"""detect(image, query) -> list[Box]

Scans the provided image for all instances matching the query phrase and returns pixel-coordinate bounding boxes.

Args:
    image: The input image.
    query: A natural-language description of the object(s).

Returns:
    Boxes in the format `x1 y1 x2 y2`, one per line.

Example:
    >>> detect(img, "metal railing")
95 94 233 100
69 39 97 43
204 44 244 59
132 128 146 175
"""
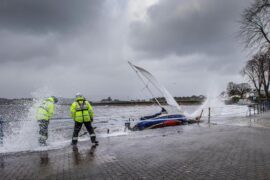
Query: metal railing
205 101 270 124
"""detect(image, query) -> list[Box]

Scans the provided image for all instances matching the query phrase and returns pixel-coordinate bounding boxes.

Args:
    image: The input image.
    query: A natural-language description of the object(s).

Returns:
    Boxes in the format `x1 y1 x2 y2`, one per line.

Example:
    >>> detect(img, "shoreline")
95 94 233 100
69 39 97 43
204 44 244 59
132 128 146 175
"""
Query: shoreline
0 98 205 106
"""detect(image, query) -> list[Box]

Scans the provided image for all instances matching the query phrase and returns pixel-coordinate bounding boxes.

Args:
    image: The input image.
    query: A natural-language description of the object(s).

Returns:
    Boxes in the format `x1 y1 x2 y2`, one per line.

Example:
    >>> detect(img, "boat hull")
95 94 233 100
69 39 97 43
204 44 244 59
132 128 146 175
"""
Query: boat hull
134 114 188 130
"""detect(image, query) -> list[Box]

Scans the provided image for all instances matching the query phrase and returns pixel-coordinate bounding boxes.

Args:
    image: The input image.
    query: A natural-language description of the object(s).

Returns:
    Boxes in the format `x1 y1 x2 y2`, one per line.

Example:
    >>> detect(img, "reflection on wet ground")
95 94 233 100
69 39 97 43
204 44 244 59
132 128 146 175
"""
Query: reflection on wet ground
72 145 97 165
40 151 49 166
0 154 4 169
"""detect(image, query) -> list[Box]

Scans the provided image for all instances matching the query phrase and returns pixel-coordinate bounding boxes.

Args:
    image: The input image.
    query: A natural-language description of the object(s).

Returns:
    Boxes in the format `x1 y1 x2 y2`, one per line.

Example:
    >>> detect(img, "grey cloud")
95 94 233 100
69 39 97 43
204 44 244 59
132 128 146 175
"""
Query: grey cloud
0 0 133 99
0 0 105 34
129 0 251 58
0 31 59 63
0 0 253 99
0 0 122 66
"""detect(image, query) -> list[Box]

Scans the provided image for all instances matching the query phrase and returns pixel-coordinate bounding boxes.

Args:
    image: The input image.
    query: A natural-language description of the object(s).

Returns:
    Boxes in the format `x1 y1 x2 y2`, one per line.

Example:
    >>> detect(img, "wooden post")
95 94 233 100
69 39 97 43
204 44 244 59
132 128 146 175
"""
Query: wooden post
208 107 211 124
0 118 3 145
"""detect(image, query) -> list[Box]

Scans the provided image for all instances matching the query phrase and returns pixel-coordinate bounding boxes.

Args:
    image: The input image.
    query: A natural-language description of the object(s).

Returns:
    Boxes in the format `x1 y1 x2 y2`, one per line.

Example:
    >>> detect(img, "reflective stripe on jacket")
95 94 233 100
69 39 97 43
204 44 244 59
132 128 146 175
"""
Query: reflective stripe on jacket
70 97 94 123
36 97 55 121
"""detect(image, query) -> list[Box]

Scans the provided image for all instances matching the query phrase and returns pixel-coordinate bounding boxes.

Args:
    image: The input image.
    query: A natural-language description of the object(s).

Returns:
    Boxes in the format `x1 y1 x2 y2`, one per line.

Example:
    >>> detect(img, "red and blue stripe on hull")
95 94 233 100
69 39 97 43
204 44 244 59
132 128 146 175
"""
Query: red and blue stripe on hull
135 114 188 130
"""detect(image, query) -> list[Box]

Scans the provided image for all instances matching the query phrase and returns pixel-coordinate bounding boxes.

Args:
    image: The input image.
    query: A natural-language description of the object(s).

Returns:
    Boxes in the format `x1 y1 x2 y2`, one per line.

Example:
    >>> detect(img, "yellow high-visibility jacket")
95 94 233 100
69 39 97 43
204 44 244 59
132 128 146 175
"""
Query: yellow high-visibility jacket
36 97 55 121
70 97 94 123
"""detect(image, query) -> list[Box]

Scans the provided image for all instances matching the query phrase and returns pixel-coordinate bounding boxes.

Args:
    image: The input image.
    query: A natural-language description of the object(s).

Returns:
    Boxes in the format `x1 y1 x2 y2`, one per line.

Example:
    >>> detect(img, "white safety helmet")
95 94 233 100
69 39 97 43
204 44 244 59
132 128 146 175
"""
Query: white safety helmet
75 92 83 98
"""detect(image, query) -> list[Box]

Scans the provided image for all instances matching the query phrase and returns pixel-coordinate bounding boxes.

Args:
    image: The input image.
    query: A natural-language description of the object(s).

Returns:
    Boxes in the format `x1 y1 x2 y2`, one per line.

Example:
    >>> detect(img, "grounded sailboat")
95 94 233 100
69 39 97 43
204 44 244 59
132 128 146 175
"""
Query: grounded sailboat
126 62 202 131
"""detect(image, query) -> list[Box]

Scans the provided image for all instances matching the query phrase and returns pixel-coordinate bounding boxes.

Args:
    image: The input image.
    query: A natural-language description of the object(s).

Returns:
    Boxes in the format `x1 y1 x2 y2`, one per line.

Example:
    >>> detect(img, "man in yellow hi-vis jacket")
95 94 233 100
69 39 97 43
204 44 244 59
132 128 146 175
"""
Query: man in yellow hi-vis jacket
70 93 98 146
36 96 58 146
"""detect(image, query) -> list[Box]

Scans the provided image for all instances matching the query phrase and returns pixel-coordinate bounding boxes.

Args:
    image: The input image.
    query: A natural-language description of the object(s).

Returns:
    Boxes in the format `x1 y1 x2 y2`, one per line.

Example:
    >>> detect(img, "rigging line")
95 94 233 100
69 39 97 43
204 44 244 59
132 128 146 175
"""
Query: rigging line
136 67 165 96
140 81 150 91
128 61 162 108
131 63 162 107
129 61 166 97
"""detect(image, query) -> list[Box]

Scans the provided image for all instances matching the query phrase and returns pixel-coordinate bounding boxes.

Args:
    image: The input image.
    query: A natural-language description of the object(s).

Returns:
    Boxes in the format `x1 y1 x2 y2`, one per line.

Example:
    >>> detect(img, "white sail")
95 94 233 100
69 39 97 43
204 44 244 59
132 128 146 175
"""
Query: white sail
129 62 184 114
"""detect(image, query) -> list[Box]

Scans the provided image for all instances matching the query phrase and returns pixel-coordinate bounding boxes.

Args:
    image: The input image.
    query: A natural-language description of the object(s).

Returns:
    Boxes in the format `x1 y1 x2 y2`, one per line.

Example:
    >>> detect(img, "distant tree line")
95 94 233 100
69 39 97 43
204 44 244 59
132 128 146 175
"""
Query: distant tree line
101 95 206 103
239 0 270 100
151 95 206 103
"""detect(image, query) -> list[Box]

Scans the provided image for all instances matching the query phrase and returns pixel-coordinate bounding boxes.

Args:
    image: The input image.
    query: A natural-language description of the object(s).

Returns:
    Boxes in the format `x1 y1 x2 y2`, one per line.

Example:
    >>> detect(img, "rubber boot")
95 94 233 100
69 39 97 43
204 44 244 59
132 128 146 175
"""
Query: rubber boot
91 136 99 146
39 138 47 146
71 140 77 146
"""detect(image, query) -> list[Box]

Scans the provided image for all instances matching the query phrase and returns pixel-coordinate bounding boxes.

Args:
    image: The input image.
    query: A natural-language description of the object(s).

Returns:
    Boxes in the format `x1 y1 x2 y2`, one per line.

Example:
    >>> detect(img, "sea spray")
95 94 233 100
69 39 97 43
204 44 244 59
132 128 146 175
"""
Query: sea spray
0 87 54 153
186 86 249 119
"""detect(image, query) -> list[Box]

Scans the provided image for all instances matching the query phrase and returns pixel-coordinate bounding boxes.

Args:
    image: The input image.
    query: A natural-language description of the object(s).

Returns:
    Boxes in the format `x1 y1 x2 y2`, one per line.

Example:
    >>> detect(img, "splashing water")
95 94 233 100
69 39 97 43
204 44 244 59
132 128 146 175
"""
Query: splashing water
185 91 249 120
0 87 57 153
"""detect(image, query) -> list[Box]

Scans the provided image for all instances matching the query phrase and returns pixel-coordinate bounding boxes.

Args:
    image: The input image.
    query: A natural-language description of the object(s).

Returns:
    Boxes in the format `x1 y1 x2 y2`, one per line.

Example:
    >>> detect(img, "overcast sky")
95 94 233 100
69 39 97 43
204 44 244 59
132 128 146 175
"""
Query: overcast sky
0 0 253 100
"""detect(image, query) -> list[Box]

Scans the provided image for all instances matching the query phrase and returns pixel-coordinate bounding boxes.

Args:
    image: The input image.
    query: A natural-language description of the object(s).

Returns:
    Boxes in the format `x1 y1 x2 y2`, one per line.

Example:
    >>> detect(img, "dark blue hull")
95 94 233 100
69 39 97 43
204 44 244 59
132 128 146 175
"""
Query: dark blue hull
134 114 188 130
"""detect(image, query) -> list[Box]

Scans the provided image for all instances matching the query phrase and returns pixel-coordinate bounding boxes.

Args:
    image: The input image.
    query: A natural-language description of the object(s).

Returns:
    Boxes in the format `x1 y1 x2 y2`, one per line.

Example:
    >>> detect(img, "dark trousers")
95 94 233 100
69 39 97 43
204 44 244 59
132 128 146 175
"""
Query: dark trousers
72 121 96 145
38 120 49 145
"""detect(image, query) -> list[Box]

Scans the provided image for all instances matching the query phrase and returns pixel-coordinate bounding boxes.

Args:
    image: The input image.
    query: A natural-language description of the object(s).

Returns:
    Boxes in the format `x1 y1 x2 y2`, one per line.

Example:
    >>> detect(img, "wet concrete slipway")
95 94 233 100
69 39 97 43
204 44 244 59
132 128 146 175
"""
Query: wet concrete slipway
1 113 270 180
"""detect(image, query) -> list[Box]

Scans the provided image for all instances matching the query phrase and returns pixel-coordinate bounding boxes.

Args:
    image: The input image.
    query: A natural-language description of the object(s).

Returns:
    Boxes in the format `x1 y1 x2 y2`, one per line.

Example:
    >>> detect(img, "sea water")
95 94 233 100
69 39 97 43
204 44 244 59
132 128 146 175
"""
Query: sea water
0 99 250 153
